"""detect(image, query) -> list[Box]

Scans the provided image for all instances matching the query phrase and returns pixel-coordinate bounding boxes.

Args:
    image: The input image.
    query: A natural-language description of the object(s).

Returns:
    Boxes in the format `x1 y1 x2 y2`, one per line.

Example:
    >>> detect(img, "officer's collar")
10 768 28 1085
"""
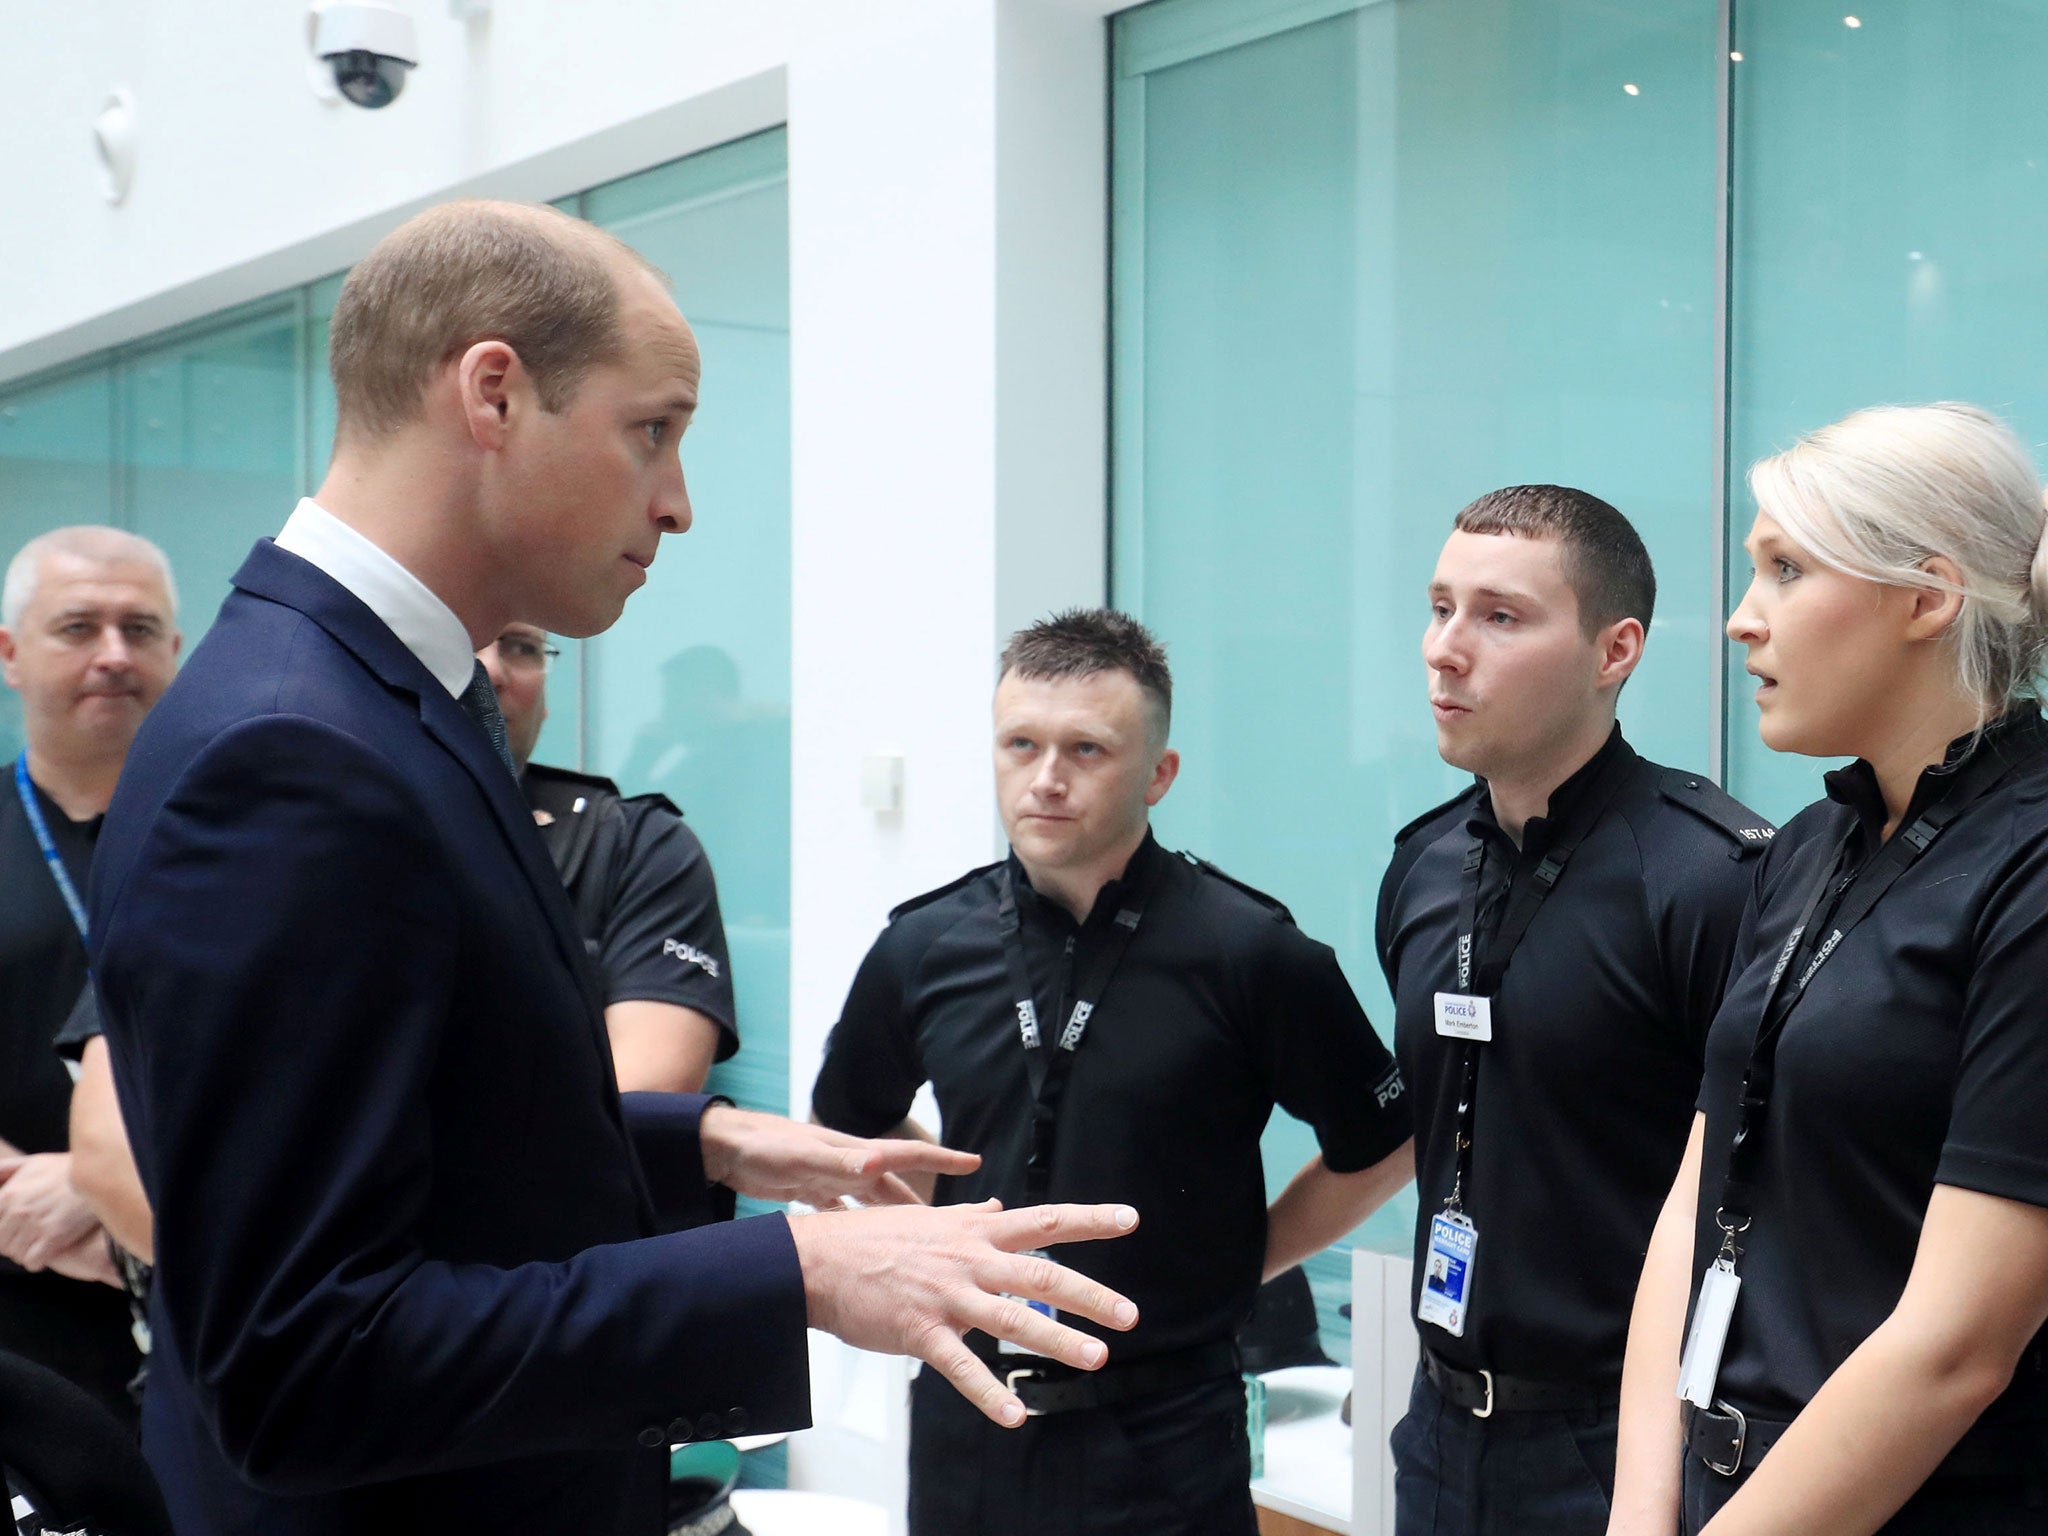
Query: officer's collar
1824 706 2048 837
1471 722 1633 851
1007 827 1164 926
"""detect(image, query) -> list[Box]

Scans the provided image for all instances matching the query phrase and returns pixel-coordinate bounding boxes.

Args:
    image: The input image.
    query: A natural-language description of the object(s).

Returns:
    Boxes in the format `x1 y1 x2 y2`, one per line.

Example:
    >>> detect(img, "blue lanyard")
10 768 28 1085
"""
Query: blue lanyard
14 754 89 940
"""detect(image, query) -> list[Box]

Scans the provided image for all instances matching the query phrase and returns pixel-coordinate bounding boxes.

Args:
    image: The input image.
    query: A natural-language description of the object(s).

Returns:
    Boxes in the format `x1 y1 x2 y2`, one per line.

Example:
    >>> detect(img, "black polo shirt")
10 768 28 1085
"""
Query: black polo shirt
0 764 140 1421
525 763 738 1055
1693 710 2048 1433
0 775 95 1153
811 830 1411 1361
1377 726 1770 1383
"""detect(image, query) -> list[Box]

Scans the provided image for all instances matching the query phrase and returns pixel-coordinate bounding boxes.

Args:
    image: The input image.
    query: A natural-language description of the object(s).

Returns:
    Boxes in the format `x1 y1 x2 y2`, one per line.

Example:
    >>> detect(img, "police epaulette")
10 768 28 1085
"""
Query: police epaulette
621 790 683 819
1653 767 1776 855
1391 782 1484 848
522 760 624 798
887 861 1007 923
1181 854 1294 923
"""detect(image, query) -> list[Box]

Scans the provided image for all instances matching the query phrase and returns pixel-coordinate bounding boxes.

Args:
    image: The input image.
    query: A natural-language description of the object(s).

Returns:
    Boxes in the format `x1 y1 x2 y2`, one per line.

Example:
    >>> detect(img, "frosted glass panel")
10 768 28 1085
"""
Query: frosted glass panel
1724 0 2048 820
584 130 793 1132
122 301 304 642
0 364 119 761
1114 1 1722 1286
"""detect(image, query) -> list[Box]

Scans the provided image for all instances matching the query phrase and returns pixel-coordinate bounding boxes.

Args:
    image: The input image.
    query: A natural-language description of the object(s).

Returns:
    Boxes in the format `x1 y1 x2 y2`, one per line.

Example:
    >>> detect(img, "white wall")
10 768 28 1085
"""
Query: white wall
0 0 1125 1520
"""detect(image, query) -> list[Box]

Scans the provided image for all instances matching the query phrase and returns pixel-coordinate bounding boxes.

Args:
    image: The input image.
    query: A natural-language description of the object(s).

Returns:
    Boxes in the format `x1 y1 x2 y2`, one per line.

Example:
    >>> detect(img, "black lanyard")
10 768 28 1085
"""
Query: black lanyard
995 864 1151 1204
1711 731 2042 1258
1444 747 1636 1212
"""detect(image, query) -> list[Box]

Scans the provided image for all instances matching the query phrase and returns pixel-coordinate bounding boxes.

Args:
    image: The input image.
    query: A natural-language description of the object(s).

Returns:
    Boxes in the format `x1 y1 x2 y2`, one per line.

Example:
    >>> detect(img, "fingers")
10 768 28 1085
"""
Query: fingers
985 1202 1139 1253
856 1140 982 1178
915 1326 1029 1429
956 1290 1111 1371
981 1247 1138 1334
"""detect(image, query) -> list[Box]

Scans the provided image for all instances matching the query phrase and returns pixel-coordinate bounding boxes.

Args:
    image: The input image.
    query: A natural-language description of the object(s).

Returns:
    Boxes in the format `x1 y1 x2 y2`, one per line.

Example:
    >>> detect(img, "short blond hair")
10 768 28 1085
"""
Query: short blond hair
1750 402 2048 711
328 199 665 441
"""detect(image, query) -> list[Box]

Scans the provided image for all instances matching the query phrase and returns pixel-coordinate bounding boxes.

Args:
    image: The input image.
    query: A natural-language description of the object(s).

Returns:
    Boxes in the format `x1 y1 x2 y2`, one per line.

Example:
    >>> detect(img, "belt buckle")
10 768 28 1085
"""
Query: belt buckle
1703 1400 1746 1476
1005 1367 1044 1418
1471 1368 1494 1420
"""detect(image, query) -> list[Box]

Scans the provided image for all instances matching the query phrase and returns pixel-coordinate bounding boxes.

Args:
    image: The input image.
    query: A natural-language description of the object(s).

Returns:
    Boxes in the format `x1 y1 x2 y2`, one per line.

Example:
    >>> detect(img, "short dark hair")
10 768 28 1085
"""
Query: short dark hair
1453 484 1656 635
329 200 666 442
998 609 1173 739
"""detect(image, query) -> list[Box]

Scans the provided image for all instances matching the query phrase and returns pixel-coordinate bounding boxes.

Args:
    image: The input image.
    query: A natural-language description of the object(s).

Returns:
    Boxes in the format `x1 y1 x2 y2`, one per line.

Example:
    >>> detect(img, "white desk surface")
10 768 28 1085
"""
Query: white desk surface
1249 1363 1352 1533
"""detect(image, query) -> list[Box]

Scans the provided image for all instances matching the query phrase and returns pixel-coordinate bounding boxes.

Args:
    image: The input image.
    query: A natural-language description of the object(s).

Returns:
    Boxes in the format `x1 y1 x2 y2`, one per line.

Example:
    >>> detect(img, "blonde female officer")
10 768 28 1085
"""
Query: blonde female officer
1609 402 2048 1536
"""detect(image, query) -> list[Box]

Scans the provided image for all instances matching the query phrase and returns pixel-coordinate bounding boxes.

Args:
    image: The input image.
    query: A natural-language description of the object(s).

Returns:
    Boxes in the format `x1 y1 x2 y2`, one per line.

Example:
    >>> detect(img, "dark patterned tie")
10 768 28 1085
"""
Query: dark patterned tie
458 659 518 779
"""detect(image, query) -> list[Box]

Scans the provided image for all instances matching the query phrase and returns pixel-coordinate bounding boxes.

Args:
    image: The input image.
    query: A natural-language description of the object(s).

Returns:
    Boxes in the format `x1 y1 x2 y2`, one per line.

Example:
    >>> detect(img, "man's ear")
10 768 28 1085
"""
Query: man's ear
1595 615 1646 694
454 339 524 449
1904 555 1967 642
0 626 18 691
1145 746 1181 807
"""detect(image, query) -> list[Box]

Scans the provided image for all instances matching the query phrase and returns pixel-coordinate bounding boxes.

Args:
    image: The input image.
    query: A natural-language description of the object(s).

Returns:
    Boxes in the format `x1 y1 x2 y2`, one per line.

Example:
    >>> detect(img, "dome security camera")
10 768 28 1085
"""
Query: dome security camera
309 3 419 110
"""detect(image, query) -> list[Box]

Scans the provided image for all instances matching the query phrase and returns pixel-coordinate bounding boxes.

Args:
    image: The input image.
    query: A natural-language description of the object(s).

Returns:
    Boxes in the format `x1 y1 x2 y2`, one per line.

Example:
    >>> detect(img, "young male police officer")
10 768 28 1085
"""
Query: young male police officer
1376 487 1771 1534
813 609 1416 1536
0 527 180 1427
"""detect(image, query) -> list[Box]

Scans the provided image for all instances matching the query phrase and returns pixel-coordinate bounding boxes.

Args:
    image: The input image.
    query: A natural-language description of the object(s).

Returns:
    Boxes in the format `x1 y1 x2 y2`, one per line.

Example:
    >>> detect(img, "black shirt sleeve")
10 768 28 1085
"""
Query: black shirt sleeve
596 801 738 1059
1647 830 1766 1060
1249 921 1412 1174
811 925 927 1139
52 983 100 1064
1936 830 2048 1208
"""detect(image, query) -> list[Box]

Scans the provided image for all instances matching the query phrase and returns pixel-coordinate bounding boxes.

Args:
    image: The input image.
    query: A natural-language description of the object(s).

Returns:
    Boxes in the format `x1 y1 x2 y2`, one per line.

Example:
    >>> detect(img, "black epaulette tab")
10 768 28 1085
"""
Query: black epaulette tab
1181 854 1294 924
887 861 1006 923
1653 768 1776 857
621 790 683 819
521 761 624 799
1392 782 1484 848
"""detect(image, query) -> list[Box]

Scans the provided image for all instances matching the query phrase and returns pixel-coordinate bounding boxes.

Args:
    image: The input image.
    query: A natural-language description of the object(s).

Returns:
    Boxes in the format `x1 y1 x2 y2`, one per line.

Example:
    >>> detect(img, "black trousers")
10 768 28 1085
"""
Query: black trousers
908 1364 1257 1536
1391 1364 1616 1536
0 1269 140 1433
1683 1449 2048 1534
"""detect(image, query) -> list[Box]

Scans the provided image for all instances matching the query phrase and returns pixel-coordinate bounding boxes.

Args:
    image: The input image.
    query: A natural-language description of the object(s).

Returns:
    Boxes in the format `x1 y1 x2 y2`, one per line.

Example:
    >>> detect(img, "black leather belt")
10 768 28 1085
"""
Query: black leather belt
986 1339 1242 1417
1687 1400 2047 1483
1422 1347 1609 1417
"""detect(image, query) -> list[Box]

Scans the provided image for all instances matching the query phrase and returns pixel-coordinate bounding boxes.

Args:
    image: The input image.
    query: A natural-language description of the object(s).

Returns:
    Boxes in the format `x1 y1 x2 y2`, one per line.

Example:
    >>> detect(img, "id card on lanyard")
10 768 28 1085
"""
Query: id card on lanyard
1675 729 2041 1407
992 863 1151 1351
1421 749 1634 1337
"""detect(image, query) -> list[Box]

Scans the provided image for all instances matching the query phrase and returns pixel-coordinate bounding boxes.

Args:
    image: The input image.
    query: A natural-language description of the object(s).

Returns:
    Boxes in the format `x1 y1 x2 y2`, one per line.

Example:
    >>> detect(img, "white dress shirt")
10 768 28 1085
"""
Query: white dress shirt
274 498 475 699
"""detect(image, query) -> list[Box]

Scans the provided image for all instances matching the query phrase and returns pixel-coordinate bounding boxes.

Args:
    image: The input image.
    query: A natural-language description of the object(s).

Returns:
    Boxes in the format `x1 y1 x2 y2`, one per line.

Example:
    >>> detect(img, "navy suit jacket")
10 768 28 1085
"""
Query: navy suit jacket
89 542 810 1534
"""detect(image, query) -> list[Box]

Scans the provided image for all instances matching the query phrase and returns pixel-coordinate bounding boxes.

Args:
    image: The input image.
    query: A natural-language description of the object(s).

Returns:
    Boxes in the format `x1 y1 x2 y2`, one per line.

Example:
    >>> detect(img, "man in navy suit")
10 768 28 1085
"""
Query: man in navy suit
87 200 1139 1534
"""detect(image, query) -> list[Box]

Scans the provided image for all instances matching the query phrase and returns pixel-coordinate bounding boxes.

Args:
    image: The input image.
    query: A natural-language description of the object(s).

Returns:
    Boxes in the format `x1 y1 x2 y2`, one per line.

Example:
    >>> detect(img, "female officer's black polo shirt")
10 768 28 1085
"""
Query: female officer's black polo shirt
1692 709 2048 1433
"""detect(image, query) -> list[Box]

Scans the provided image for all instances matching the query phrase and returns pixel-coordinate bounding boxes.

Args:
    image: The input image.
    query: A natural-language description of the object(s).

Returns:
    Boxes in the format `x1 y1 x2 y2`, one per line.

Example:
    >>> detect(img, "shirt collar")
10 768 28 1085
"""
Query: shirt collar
273 498 476 699
1824 706 2048 836
1470 721 1632 850
1007 828 1165 926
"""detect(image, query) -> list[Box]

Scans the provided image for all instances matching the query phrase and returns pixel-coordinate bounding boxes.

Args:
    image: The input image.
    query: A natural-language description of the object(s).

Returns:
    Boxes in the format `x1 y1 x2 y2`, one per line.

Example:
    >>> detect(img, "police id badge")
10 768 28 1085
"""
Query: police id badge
1433 992 1492 1042
1677 1257 1742 1407
996 1248 1059 1356
1416 1211 1478 1336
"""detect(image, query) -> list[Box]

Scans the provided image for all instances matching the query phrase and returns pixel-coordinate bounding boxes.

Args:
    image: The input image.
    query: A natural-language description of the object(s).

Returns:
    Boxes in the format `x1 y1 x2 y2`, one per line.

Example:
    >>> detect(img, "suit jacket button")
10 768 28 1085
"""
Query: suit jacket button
724 1408 749 1437
669 1418 692 1442
638 1426 666 1448
697 1411 723 1442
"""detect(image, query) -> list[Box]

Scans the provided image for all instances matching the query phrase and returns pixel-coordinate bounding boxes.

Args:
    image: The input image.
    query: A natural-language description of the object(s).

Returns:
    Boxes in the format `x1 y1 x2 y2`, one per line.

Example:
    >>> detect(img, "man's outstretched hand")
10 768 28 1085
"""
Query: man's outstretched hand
700 1105 980 1208
790 1198 1141 1428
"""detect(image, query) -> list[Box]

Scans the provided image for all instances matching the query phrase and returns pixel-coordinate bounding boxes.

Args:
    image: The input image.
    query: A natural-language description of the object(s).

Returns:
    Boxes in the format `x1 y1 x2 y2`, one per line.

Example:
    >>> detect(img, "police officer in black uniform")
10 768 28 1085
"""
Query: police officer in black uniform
0 527 181 1429
1378 487 1770 1534
812 609 1415 1536
1613 404 2048 1536
484 622 737 1089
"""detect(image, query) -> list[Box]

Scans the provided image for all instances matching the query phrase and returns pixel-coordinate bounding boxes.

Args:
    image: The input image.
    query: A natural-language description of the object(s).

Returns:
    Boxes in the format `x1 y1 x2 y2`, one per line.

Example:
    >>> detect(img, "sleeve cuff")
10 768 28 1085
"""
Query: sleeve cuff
622 1091 737 1231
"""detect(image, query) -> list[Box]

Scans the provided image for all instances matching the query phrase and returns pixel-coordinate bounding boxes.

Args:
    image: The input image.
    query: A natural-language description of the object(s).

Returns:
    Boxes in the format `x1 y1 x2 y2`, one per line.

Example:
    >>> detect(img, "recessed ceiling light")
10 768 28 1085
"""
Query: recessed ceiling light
1623 82 1640 96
